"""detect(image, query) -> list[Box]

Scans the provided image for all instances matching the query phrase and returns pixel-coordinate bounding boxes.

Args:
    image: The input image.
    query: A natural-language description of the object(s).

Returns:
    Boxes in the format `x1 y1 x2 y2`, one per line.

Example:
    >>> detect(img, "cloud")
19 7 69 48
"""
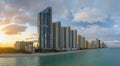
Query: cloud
0 0 120 47
72 24 120 47
0 0 36 26
25 33 38 41
72 8 107 23
1 24 27 35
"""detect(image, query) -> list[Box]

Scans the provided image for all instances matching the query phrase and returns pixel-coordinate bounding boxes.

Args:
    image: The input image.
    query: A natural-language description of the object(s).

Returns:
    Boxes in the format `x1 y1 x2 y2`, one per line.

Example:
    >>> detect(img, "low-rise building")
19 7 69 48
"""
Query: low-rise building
14 41 25 50
14 41 35 53
25 42 35 53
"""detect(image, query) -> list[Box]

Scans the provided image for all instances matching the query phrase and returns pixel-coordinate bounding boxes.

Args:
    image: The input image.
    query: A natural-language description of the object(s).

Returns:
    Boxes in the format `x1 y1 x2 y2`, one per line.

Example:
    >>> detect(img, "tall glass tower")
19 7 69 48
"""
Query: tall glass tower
37 7 53 51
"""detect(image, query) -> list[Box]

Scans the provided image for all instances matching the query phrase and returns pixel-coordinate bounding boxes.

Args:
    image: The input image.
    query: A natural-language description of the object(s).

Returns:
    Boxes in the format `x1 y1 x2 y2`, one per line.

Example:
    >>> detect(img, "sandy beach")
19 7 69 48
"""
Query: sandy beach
0 49 90 57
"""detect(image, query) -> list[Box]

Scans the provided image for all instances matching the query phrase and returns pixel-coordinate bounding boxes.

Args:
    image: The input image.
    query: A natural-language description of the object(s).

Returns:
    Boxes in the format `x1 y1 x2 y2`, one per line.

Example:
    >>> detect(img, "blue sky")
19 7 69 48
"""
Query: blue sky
0 0 120 47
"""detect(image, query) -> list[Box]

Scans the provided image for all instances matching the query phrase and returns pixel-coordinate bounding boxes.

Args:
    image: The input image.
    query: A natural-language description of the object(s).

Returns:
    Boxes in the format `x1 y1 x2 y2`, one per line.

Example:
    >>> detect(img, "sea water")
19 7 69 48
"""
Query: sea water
0 48 120 66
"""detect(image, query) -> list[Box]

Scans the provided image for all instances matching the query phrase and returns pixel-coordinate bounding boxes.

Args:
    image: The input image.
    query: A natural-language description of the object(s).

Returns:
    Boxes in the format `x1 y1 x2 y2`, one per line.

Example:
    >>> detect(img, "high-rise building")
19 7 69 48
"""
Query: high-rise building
60 27 71 51
85 40 89 49
61 27 66 50
73 30 77 50
96 39 101 48
66 27 71 50
52 22 61 51
89 40 96 49
70 30 74 50
77 35 81 50
80 36 85 49
37 7 53 51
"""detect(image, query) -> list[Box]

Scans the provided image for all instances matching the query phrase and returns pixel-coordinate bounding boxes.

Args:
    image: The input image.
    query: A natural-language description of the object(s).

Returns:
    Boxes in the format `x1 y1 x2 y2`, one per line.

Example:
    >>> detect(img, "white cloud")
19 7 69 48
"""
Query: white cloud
1 24 27 35
72 8 107 23
114 25 118 28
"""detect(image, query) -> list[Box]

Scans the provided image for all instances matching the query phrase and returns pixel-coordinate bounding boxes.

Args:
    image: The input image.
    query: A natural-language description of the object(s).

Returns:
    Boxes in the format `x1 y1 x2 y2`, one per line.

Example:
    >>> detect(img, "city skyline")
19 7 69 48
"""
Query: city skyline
0 0 120 47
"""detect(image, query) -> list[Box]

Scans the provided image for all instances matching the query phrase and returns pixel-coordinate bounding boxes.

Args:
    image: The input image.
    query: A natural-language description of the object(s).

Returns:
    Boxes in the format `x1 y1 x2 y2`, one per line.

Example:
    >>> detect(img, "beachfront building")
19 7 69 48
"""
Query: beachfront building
60 27 66 50
14 41 25 50
77 35 81 50
66 27 71 50
96 39 101 48
101 42 107 48
37 7 53 51
80 37 85 49
14 41 35 53
60 26 71 51
52 22 61 51
72 30 77 50
70 30 74 50
24 42 35 53
85 40 89 49
89 40 96 49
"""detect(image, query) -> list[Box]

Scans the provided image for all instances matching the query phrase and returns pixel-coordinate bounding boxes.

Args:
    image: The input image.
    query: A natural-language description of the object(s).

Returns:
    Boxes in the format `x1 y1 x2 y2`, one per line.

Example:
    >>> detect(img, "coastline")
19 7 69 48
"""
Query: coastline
0 49 92 57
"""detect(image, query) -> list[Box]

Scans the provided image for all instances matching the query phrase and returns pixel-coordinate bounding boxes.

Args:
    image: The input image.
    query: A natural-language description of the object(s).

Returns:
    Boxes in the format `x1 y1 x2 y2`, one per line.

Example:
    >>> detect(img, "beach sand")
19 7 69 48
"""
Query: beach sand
0 49 92 57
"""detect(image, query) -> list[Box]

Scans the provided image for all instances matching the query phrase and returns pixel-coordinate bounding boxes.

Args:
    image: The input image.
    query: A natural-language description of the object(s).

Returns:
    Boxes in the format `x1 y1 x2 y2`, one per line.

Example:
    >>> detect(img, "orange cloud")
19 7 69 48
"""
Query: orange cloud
1 24 27 35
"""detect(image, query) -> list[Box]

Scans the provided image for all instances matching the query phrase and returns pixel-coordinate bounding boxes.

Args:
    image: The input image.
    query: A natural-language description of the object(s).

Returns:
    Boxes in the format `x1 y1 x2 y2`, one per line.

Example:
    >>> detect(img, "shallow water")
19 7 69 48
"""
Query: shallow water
0 48 120 66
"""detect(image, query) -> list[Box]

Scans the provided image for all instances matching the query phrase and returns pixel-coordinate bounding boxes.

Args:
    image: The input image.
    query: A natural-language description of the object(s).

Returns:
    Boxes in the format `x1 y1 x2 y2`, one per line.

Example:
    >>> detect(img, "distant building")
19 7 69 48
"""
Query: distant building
101 42 107 48
77 35 81 50
14 41 35 53
37 7 53 51
70 30 74 50
89 40 96 49
96 39 101 48
52 22 61 51
66 27 71 50
61 27 66 50
80 37 85 49
90 39 103 48
24 42 35 53
85 40 89 49
14 41 25 50
73 30 77 50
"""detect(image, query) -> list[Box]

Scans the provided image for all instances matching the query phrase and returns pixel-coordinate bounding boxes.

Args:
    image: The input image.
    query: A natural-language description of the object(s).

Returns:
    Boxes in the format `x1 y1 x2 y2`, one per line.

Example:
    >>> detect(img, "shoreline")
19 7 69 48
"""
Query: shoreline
0 49 93 57
0 48 108 57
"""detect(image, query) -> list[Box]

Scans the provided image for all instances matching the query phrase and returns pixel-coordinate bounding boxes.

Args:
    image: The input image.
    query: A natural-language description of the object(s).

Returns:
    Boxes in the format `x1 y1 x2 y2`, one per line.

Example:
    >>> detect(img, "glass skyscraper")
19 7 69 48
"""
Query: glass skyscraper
37 7 53 51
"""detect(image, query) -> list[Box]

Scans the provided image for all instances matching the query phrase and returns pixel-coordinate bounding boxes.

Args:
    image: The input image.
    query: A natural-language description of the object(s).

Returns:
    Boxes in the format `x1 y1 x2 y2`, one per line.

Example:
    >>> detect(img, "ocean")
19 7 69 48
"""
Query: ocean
0 48 120 66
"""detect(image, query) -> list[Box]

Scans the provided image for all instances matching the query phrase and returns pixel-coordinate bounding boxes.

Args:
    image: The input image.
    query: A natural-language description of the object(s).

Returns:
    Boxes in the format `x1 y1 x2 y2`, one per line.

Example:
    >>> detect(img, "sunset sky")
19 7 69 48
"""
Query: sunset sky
0 0 120 47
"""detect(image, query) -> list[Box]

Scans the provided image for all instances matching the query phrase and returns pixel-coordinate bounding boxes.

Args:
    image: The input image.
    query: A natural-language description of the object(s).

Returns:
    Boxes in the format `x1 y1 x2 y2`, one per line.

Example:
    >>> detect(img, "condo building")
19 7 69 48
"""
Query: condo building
85 40 89 49
52 22 61 51
37 7 53 51
96 39 101 48
80 37 85 49
89 40 96 49
14 41 35 53
60 27 66 50
66 27 71 50
77 35 82 50
73 30 77 50
70 30 74 50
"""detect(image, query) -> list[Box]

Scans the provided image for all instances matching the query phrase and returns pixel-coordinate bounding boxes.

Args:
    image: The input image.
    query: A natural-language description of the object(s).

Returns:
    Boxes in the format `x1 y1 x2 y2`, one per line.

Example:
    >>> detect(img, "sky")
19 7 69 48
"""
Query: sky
0 0 120 47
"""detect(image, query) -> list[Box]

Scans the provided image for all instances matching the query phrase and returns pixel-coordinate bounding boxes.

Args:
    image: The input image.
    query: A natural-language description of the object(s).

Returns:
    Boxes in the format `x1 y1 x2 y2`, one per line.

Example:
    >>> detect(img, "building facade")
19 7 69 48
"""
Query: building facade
24 42 35 53
37 7 53 51
52 22 61 51
85 40 89 49
77 35 81 50
80 37 85 49
70 30 74 50
60 27 66 50
14 41 25 50
66 27 71 50
73 30 77 50
15 41 35 53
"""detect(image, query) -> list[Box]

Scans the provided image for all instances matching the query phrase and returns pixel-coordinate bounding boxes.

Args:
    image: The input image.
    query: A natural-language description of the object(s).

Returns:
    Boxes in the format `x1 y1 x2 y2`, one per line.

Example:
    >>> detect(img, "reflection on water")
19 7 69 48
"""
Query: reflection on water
0 48 120 66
